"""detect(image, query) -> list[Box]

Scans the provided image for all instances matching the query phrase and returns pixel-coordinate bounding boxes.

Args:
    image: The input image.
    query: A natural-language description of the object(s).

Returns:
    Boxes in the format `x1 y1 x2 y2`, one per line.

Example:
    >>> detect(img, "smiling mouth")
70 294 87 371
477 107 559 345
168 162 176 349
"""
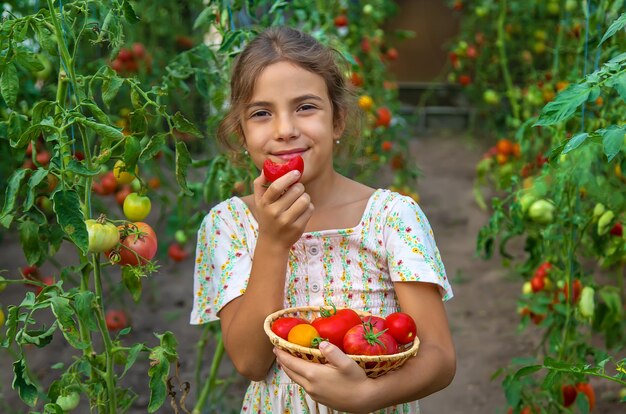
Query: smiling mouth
272 149 307 161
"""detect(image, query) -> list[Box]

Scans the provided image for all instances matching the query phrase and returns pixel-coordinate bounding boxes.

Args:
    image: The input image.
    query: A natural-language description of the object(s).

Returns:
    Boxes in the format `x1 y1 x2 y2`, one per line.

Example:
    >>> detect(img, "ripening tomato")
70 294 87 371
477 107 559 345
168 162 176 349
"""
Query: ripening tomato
311 307 362 351
375 107 392 127
561 384 577 407
271 316 309 340
123 193 151 221
385 312 417 345
361 315 386 331
167 243 188 262
114 222 158 266
56 391 80 411
115 185 132 206
98 171 118 195
105 309 129 331
113 160 138 185
575 382 595 411
262 156 304 182
86 218 120 253
343 324 398 355
287 324 320 347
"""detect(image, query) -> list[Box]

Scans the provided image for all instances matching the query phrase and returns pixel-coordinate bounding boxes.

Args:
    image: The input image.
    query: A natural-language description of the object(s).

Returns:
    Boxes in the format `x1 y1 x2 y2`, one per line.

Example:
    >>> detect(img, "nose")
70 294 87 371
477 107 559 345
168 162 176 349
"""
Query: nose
274 113 298 141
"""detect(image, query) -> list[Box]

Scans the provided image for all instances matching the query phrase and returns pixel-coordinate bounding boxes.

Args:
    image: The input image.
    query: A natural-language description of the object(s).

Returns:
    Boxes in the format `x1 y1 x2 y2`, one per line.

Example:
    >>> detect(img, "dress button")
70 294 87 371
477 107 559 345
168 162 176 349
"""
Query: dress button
311 283 320 293
309 246 319 255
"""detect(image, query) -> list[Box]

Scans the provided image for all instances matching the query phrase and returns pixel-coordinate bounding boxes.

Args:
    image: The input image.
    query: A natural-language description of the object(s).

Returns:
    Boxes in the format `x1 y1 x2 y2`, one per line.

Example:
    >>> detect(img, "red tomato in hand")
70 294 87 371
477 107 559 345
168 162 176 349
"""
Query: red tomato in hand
311 307 362 351
262 156 304 182
343 324 398 355
113 222 158 266
271 316 309 340
385 312 417 345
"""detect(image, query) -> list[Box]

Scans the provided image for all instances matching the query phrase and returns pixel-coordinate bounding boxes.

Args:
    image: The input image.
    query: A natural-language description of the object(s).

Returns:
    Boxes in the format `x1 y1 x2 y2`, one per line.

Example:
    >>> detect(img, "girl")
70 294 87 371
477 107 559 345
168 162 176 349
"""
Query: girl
191 26 455 413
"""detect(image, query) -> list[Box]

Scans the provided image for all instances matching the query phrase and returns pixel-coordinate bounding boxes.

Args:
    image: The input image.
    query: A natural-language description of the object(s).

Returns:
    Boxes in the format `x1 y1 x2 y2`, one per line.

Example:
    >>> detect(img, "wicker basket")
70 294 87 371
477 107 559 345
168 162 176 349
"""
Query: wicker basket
263 306 420 378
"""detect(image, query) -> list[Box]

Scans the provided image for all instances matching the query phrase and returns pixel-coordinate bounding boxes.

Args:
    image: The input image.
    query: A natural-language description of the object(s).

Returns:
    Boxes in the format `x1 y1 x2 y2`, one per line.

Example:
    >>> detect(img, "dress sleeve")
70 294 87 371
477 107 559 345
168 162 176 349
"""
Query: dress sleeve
190 201 253 324
383 195 453 301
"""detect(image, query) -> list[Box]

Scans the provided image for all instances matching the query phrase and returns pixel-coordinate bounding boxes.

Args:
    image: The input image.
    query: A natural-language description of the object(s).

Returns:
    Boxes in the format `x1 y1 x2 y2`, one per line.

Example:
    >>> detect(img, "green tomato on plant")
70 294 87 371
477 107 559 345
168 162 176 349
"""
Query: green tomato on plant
55 391 80 411
123 193 151 221
528 199 555 224
86 218 120 253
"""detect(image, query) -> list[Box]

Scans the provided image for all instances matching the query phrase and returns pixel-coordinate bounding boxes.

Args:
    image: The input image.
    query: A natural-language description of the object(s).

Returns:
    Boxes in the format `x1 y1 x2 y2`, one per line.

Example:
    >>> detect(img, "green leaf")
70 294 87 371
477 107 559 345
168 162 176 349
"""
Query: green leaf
599 12 626 46
129 110 147 136
35 23 58 56
31 100 56 124
175 140 193 196
121 343 145 378
14 121 58 149
66 159 101 177
193 8 216 30
607 72 626 102
139 133 166 162
80 119 124 141
602 126 625 162
15 47 44 72
122 266 143 303
534 83 591 126
21 325 56 348
148 332 178 412
542 369 559 388
123 135 141 168
122 0 140 23
513 364 542 379
13 358 39 406
0 168 29 228
1 62 19 107
81 102 110 125
218 31 244 53
51 189 88 254
562 133 589 154
73 291 99 332
173 112 202 137
24 168 50 211
19 220 42 265
50 296 88 349
102 76 124 108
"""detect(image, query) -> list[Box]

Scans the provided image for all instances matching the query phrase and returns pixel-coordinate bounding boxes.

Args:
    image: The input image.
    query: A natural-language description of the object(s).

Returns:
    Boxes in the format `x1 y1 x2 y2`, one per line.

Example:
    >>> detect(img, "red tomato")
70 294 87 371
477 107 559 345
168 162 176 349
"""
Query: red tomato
385 312 417 345
115 185 132 206
99 171 118 195
262 156 304 182
113 222 158 266
361 315 386 331
105 309 129 331
561 384 577 407
343 324 398 355
530 275 545 292
271 316 309 341
167 243 189 262
375 107 392 127
575 382 595 411
311 307 362 351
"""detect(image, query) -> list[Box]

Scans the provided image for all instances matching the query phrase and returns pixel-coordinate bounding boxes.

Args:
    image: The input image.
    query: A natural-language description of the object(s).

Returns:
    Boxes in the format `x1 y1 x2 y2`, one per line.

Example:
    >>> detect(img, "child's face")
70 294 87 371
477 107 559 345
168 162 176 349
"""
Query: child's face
240 61 341 183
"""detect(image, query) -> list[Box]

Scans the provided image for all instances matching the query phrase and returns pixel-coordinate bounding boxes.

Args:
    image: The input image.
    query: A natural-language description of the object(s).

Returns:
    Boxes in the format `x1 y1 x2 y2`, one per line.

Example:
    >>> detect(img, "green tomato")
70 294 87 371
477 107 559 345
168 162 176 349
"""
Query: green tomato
86 219 120 253
0 276 7 293
123 193 151 221
597 210 615 235
56 391 80 411
363 4 373 15
578 286 595 319
593 203 606 218
0 308 5 328
174 230 188 244
518 193 537 214
528 199 555 224
483 89 500 105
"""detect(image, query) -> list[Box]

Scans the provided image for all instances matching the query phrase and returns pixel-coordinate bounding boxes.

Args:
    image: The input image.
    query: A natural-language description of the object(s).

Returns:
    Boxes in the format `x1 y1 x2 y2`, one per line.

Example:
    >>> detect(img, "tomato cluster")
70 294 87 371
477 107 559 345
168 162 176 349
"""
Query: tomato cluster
109 43 153 75
270 307 417 356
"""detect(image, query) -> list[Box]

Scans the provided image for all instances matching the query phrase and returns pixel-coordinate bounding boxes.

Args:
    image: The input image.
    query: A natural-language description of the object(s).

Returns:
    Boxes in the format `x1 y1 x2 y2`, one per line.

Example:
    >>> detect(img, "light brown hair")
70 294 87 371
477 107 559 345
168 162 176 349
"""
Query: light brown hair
216 26 359 150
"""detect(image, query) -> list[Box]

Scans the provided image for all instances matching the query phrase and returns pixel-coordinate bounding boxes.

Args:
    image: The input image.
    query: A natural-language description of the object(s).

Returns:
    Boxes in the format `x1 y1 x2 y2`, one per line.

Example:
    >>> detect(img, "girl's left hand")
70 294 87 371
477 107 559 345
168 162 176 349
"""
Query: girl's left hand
274 341 372 412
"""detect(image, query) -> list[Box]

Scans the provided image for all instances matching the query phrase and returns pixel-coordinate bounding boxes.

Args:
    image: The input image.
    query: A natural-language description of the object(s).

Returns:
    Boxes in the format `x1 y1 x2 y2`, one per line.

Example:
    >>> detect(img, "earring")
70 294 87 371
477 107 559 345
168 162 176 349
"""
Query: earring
243 149 248 155
335 139 340 145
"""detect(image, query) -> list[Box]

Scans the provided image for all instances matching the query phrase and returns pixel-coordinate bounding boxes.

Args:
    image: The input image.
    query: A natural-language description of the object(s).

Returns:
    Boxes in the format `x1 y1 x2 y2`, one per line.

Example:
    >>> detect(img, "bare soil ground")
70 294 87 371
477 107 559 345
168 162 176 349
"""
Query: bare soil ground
1 133 623 413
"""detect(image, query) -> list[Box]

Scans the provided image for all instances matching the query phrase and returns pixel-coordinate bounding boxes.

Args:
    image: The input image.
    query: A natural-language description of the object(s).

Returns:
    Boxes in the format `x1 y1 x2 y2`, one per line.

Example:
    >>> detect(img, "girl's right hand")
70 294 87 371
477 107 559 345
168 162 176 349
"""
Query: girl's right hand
253 169 314 249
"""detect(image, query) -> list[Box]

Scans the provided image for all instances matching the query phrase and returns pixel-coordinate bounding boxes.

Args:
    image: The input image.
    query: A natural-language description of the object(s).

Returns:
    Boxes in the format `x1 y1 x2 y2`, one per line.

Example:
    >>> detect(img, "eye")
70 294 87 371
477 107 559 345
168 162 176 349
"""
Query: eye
297 103 317 112
250 110 270 118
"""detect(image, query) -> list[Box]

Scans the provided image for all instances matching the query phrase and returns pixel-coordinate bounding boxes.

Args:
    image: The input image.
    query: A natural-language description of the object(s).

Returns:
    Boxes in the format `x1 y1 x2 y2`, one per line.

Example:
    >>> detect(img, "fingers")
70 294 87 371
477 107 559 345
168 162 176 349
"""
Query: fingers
254 170 301 203
317 341 359 372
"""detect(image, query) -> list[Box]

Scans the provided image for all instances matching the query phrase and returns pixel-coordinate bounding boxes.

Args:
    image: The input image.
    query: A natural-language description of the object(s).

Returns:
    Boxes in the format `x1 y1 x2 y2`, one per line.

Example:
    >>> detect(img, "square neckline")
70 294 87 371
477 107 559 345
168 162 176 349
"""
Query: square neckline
232 188 385 236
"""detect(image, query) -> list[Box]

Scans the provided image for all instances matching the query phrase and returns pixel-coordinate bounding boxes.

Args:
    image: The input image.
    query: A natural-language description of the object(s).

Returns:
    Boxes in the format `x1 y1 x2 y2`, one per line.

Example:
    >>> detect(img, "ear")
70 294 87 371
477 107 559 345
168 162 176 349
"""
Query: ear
333 108 347 139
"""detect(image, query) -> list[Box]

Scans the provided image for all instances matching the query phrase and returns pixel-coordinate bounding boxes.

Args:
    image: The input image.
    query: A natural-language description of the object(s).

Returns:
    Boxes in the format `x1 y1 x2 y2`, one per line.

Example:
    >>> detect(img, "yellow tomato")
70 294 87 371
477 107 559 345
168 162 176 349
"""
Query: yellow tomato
287 324 320 347
358 95 374 111
113 160 138 185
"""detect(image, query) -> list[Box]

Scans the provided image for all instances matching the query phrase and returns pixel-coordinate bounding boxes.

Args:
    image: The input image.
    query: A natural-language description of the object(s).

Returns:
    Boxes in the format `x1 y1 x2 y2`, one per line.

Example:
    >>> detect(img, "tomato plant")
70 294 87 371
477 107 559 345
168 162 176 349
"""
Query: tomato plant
262 155 304 182
271 316 310 341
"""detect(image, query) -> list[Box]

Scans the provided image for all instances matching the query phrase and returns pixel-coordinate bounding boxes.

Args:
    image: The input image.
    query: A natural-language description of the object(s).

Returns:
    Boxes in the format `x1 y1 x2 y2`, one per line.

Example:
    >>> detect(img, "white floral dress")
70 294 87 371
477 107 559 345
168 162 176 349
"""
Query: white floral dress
191 189 453 413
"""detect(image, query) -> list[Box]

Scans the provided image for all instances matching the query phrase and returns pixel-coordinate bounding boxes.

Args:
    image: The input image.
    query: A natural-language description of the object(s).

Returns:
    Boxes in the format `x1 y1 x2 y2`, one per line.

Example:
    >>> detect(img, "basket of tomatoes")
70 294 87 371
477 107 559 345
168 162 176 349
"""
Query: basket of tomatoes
263 305 420 378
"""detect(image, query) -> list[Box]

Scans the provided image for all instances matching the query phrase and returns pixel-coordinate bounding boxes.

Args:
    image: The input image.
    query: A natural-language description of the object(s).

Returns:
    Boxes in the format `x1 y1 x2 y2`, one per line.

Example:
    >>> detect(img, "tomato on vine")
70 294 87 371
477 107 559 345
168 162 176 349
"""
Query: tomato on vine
105 309 129 331
56 391 80 411
113 160 138 185
111 222 158 266
123 193 151 221
86 216 119 253
167 243 188 262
